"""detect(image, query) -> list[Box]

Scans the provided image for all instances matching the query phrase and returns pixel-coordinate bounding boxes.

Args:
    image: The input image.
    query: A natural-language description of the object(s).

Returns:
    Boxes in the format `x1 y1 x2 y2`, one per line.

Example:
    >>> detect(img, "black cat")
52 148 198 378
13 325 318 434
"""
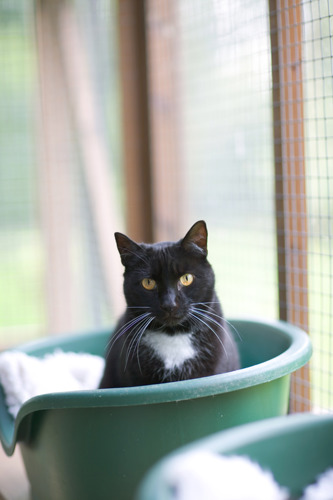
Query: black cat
99 221 240 388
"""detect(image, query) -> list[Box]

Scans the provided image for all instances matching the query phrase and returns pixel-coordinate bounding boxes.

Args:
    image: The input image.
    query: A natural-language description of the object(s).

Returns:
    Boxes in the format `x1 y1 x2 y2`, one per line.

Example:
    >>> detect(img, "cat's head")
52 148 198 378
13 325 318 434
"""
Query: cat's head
115 221 215 329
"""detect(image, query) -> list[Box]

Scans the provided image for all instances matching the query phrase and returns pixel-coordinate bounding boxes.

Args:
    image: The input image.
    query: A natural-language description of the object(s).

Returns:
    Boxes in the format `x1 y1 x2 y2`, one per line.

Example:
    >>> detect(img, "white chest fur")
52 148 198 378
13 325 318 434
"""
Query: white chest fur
143 332 197 370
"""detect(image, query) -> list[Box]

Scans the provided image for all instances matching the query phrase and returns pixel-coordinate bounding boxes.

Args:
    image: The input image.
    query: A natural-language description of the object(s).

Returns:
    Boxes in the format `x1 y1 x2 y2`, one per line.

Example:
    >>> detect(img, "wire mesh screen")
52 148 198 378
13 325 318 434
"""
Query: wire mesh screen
0 2 42 346
0 0 124 348
0 0 332 413
177 0 278 320
146 0 278 332
146 0 332 413
302 0 333 411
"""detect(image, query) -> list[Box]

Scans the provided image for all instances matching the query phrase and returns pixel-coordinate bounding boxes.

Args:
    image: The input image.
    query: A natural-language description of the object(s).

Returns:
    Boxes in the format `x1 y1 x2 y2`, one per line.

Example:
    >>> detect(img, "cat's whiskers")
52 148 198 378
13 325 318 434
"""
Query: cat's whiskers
222 318 242 342
192 307 235 344
189 308 228 357
124 315 150 360
194 306 239 347
119 314 152 368
134 316 155 375
124 315 155 374
187 311 221 356
106 312 151 358
191 302 242 341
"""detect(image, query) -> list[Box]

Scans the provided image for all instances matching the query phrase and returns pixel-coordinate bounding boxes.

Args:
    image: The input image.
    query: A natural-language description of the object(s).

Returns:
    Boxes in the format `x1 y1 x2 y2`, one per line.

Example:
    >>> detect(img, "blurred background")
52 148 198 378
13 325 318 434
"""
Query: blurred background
0 0 332 413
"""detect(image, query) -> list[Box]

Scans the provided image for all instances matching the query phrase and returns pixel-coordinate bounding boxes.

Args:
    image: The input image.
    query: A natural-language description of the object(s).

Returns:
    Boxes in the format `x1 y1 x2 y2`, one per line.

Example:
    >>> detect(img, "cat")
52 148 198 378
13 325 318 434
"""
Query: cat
99 220 240 388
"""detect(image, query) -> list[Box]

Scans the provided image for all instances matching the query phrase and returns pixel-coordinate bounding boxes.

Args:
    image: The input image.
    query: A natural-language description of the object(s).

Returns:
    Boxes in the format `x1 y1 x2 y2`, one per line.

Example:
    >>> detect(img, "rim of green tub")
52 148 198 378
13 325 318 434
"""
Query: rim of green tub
135 413 333 500
0 318 312 455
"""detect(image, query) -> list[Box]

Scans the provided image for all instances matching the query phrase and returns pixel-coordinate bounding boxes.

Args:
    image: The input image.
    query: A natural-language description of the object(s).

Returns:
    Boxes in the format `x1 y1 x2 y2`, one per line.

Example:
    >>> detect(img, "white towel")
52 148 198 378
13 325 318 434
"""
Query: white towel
163 451 289 500
301 468 333 500
163 450 333 500
0 349 105 417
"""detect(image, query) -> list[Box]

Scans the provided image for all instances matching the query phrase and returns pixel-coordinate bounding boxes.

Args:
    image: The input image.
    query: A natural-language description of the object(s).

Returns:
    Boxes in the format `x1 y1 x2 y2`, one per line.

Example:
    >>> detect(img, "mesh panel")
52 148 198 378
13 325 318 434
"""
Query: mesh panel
0 2 42 346
303 0 333 412
146 0 333 412
0 0 123 346
1 0 333 414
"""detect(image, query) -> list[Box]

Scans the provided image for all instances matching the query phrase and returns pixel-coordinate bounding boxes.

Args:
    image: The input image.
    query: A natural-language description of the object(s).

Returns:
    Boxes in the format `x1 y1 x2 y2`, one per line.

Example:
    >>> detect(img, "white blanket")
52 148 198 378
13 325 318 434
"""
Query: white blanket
164 451 288 500
0 349 105 417
163 450 333 500
164 450 333 500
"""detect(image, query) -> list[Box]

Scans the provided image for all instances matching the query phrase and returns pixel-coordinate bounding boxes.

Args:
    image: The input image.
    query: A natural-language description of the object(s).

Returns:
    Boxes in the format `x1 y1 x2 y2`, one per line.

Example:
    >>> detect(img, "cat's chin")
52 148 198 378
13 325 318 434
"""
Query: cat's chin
153 315 190 333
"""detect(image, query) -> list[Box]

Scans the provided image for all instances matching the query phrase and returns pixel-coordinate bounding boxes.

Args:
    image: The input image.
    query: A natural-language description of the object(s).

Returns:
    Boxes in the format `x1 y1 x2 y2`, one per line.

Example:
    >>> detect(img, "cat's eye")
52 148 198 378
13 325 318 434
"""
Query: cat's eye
179 273 194 286
142 278 156 290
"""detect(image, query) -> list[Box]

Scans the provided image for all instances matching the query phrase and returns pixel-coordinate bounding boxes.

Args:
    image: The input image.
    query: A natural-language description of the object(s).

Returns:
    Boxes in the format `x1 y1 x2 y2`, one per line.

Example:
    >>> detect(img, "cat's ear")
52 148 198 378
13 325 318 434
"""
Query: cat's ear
181 220 208 256
114 232 143 267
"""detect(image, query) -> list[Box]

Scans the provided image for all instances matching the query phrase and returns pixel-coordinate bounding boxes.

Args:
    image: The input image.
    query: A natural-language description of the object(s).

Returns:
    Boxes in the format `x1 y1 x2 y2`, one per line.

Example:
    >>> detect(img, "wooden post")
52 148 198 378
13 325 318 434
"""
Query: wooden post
118 0 154 243
146 0 184 242
269 0 311 411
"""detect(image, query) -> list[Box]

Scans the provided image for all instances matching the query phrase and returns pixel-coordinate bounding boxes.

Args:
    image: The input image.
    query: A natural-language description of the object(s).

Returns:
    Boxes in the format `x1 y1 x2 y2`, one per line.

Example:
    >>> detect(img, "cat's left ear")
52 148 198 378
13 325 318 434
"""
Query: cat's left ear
181 220 208 256
115 232 143 267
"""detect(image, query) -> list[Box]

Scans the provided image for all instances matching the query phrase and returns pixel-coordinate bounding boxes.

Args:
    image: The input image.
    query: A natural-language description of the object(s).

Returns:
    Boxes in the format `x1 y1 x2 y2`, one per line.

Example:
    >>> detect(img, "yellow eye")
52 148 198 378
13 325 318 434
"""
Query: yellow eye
179 274 194 286
142 278 156 290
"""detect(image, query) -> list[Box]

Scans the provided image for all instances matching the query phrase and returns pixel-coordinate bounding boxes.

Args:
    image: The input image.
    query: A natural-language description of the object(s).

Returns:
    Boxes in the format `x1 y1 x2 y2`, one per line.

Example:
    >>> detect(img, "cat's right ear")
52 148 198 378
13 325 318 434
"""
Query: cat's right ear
181 220 208 257
114 232 142 267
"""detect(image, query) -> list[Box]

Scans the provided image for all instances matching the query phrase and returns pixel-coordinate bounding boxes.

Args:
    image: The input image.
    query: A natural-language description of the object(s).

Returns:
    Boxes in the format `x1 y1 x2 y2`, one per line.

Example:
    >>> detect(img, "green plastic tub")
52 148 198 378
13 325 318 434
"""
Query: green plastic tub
0 319 311 500
136 413 333 500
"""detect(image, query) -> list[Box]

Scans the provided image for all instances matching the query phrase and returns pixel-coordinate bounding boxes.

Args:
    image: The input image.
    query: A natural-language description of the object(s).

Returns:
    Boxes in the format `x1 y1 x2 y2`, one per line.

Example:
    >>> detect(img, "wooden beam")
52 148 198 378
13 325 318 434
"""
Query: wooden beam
146 0 184 242
118 0 154 243
269 0 310 411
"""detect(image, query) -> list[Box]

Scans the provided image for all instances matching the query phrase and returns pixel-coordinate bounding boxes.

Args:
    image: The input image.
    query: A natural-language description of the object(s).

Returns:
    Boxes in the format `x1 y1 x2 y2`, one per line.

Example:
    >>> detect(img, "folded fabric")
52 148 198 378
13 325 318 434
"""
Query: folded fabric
0 349 105 418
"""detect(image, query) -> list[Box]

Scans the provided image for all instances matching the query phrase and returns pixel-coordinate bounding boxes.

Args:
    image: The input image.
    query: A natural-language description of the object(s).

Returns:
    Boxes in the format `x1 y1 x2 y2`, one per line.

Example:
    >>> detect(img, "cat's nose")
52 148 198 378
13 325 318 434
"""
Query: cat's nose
160 293 178 313
161 303 178 313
